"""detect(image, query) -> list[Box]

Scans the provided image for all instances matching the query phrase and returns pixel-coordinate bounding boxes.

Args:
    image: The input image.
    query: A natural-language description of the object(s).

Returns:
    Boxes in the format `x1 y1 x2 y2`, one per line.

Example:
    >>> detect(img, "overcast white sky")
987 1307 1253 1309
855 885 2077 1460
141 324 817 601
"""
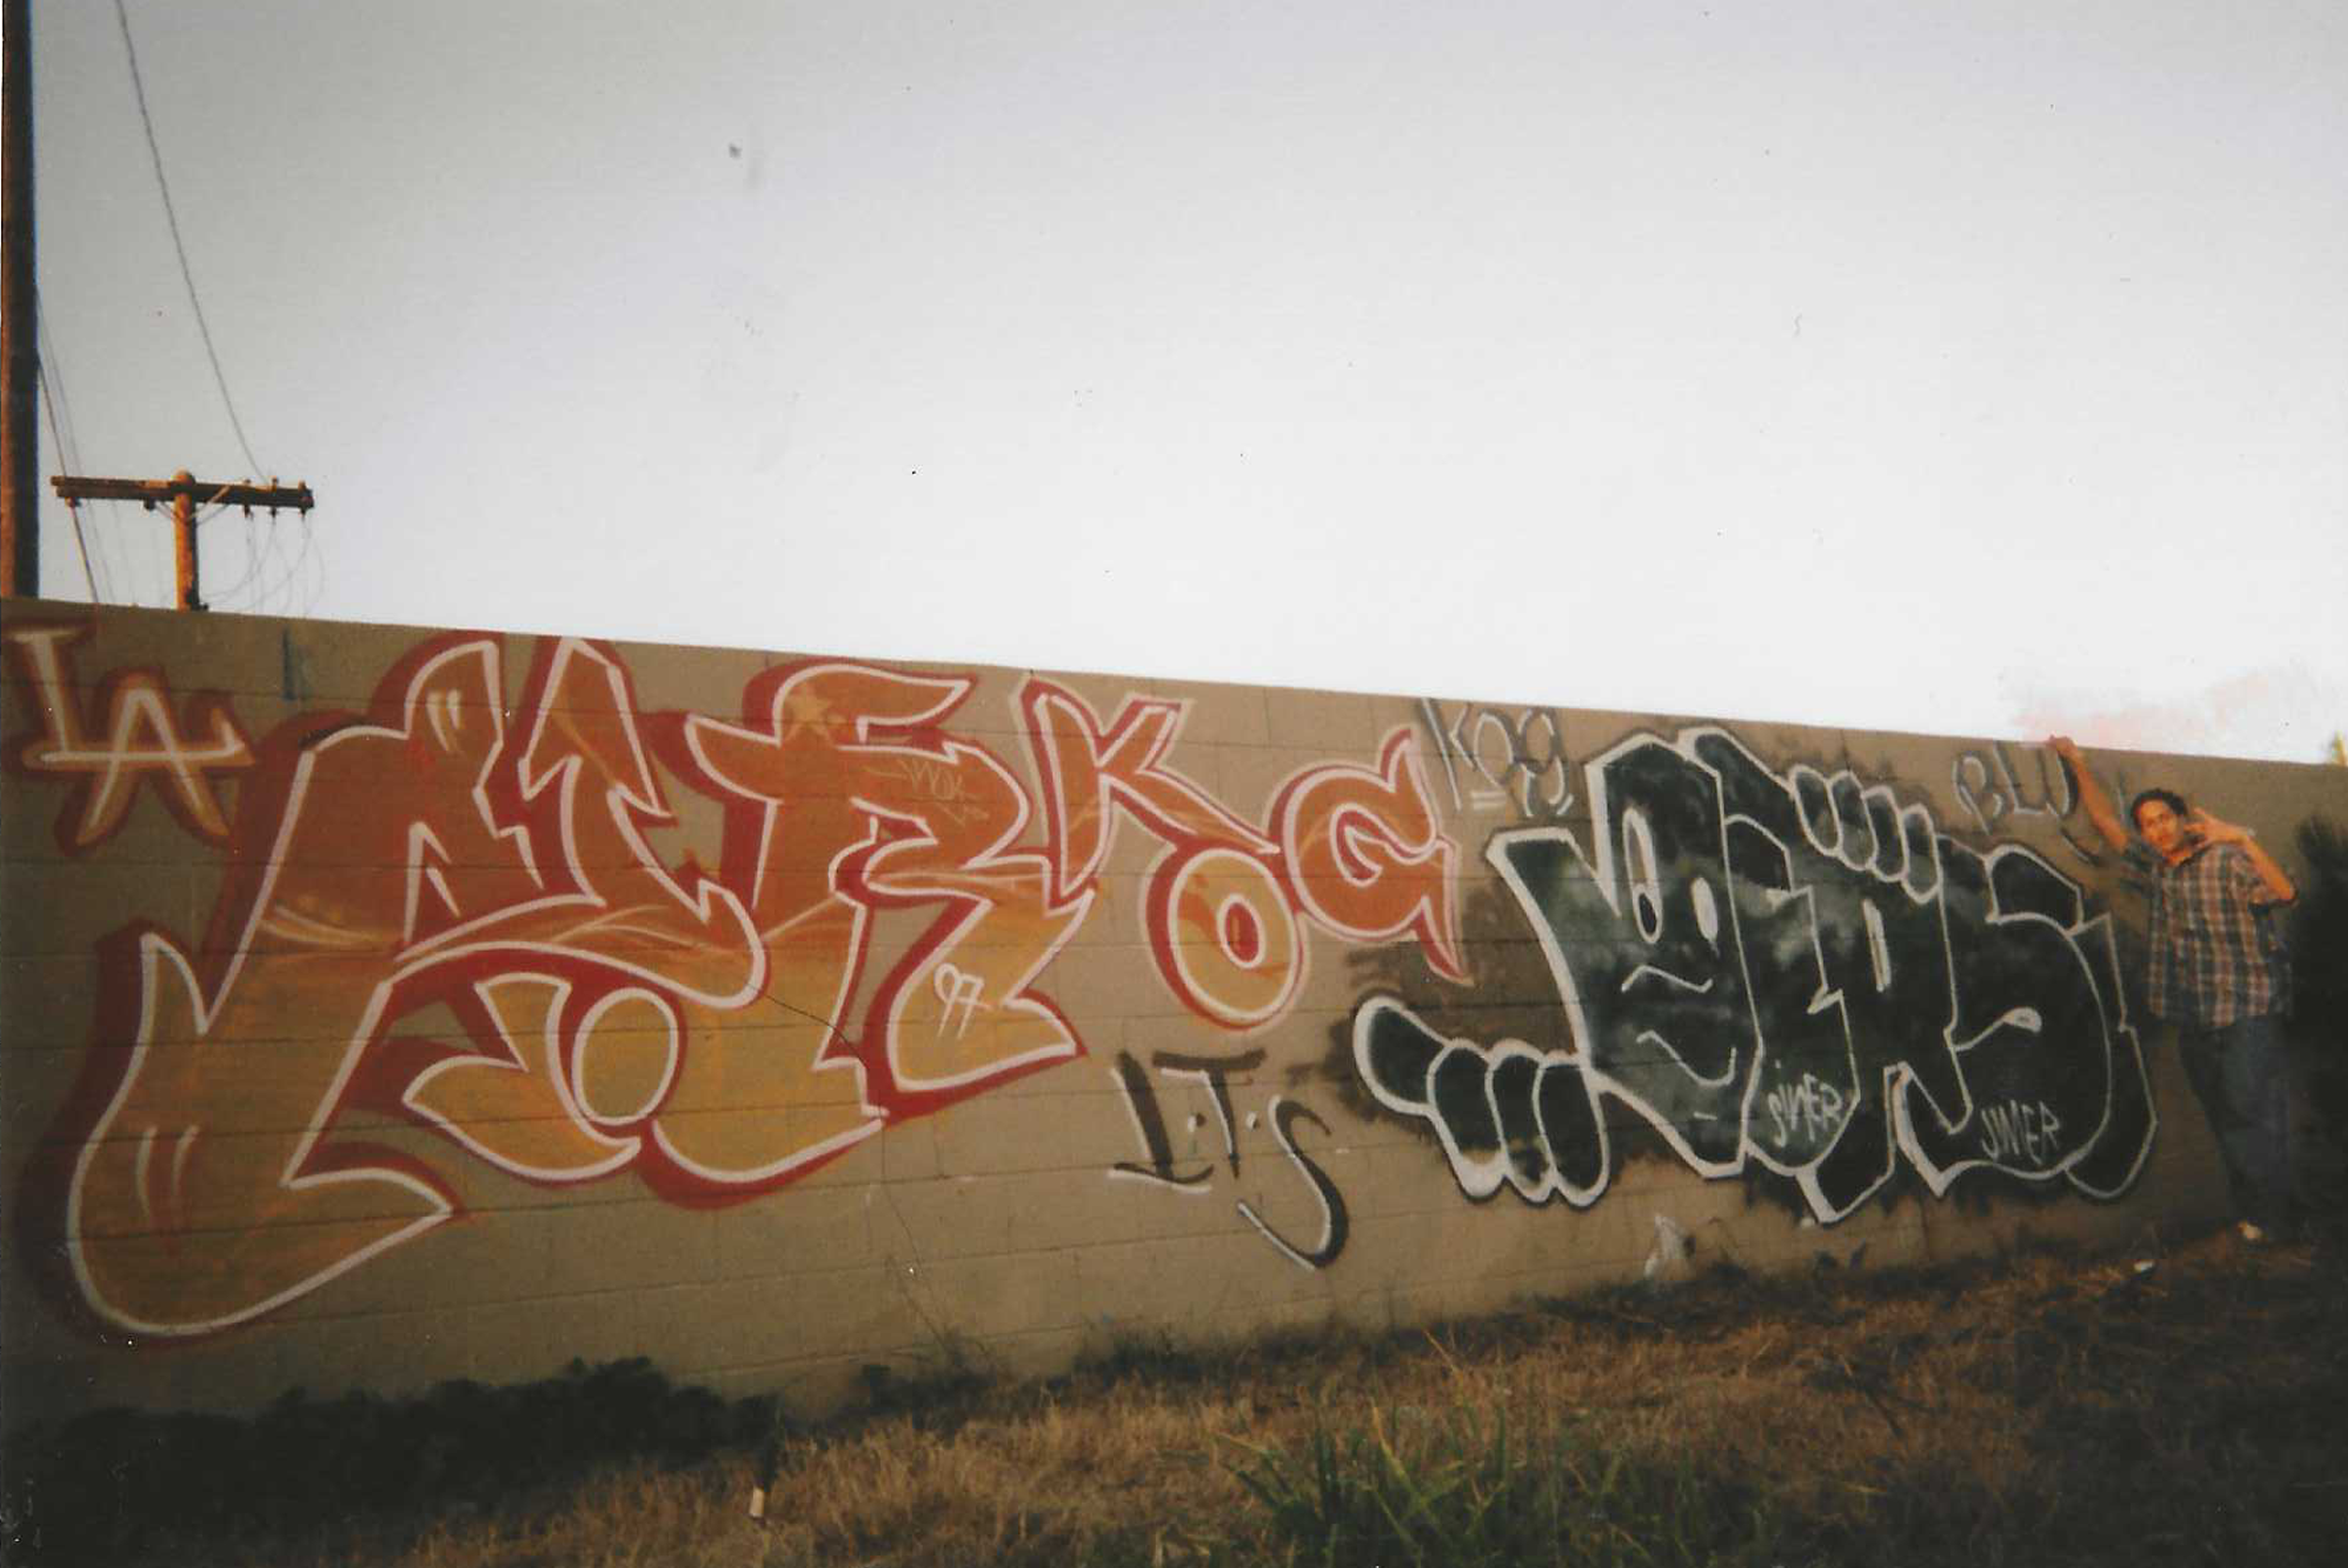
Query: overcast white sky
24 1 2348 761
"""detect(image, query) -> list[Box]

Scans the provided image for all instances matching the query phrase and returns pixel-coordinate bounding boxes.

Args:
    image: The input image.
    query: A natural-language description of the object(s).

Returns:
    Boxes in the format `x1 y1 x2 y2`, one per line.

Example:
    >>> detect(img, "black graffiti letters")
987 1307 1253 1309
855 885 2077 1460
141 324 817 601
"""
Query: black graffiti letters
1354 728 2155 1222
1239 1099 1350 1269
1914 839 2152 1199
1110 1049 1350 1268
1109 1049 1250 1190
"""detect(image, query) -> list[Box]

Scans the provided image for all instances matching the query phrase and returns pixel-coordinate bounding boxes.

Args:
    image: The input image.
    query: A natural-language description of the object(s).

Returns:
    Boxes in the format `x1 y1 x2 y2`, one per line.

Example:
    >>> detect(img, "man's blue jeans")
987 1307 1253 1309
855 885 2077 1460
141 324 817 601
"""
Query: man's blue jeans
2177 1012 2292 1230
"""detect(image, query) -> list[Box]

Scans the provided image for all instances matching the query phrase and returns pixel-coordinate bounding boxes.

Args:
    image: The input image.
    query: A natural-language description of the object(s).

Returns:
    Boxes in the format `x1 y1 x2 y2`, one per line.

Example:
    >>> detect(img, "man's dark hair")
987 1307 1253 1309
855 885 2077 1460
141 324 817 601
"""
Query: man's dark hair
2129 787 2189 832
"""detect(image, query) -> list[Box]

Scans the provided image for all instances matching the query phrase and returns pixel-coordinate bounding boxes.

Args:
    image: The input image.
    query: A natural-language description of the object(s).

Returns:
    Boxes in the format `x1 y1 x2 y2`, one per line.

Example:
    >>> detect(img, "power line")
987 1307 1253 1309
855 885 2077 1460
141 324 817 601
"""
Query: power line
196 482 325 615
255 505 325 616
65 4 327 617
32 302 105 599
35 303 142 606
36 356 100 601
31 309 79 472
113 0 264 479
203 500 302 609
53 472 314 612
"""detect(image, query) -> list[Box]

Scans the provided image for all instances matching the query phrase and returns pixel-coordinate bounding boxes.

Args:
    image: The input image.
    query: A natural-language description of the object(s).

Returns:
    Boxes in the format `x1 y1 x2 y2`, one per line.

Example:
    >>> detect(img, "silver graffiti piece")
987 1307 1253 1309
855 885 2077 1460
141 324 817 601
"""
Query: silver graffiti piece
1419 698 1576 821
1356 728 2154 1223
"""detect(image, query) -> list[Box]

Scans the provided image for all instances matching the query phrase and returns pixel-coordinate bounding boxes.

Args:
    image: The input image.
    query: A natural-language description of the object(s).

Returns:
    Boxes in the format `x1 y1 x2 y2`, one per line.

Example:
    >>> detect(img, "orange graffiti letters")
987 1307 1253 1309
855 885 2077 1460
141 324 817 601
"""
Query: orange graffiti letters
1019 678 1462 1029
1274 730 1466 982
29 635 1464 1338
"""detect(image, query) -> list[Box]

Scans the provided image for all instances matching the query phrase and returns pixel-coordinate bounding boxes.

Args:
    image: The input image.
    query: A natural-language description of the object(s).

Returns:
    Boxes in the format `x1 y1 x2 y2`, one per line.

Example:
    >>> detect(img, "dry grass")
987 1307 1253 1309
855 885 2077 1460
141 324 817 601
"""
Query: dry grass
15 1220 2348 1567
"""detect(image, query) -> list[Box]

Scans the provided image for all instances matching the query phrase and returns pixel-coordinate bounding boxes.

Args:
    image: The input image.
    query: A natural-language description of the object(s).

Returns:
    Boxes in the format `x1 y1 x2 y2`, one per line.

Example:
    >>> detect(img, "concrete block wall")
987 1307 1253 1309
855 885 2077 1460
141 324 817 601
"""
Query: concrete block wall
4 597 2342 1430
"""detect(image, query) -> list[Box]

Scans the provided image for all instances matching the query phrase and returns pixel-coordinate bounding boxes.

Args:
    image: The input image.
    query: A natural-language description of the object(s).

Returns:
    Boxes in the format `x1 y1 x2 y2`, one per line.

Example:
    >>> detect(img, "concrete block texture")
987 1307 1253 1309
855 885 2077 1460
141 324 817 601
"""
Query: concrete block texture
5 595 2341 1430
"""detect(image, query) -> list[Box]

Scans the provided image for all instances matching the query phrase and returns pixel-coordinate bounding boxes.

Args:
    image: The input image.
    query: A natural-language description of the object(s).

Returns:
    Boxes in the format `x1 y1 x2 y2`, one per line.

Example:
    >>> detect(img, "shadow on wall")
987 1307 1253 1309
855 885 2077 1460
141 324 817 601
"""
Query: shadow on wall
1328 879 1558 1121
2290 818 2348 1207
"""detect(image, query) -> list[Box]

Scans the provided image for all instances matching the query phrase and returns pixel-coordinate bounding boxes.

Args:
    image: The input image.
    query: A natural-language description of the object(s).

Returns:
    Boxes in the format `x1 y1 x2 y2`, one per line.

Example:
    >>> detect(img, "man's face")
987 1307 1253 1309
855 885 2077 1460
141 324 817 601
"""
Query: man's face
2134 799 2194 862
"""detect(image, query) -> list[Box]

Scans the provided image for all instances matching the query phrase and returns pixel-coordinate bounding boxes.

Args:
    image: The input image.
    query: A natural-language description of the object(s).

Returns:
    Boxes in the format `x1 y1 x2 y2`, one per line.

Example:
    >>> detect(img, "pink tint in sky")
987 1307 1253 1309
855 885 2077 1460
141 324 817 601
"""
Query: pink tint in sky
2004 663 2348 764
24 2 2348 764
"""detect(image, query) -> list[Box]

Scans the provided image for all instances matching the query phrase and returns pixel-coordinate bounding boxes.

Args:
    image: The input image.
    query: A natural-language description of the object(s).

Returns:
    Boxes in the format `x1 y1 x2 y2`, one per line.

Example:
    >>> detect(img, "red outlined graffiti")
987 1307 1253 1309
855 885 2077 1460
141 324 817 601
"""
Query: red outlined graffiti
674 660 1091 1124
3 620 254 850
19 630 1462 1339
39 634 770 1339
1273 729 1466 984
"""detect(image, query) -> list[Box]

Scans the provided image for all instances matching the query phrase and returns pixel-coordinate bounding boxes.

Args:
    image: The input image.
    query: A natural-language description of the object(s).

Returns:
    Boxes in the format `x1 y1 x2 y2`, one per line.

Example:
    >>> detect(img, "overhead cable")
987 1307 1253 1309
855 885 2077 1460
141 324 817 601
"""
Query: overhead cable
113 0 266 479
34 305 105 601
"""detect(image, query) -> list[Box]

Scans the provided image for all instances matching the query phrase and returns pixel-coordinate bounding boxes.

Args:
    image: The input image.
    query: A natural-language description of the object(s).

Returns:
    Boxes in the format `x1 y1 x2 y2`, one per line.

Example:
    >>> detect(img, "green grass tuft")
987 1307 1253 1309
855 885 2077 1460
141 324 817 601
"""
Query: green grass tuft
1223 1403 1782 1567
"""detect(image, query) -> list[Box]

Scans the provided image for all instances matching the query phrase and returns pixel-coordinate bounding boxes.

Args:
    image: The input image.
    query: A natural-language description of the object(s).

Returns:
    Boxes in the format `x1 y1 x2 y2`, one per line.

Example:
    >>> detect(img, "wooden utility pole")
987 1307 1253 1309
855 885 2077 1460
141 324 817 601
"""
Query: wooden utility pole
3 0 37 597
51 471 312 610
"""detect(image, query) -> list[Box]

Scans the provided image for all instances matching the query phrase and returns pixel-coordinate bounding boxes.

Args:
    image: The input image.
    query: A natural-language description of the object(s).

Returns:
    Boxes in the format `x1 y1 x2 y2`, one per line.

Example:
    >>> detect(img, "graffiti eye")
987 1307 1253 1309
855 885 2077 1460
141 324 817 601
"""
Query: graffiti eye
1691 877 1720 948
1623 808 1663 944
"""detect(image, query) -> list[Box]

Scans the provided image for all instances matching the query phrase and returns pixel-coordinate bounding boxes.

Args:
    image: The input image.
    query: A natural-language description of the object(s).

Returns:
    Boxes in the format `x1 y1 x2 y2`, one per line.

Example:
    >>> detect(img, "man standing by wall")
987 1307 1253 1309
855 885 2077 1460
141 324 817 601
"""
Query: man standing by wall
2050 737 2298 1241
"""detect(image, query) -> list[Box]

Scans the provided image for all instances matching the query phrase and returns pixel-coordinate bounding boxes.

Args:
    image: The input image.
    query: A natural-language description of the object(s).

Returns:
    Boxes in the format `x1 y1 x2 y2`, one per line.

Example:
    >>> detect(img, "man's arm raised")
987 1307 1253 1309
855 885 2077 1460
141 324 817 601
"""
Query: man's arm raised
2193 809 2297 904
2048 735 2130 853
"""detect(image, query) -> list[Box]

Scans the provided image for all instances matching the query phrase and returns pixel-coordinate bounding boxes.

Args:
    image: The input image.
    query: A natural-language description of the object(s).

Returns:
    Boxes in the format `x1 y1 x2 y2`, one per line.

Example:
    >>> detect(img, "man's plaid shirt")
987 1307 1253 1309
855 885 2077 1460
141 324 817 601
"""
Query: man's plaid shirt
2139 842 2292 1028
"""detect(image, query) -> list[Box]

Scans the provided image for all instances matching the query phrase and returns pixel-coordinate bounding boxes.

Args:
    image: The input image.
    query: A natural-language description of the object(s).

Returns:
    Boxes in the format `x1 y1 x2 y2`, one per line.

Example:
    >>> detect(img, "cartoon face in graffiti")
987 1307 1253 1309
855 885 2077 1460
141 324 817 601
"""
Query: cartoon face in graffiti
1495 737 1758 1169
1606 746 1734 1002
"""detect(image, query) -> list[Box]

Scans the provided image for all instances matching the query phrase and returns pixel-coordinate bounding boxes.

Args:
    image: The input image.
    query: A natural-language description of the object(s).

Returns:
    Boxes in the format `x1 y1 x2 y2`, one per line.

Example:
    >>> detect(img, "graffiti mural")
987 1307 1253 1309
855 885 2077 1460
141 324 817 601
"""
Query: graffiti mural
1353 727 2155 1222
1417 698 1575 821
23 593 2297 1419
7 621 1459 1339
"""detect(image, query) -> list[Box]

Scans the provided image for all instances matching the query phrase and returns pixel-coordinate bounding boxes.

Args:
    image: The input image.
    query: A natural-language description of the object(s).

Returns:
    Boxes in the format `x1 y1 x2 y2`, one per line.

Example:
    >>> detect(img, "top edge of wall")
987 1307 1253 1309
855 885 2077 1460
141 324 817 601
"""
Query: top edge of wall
8 592 2339 780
